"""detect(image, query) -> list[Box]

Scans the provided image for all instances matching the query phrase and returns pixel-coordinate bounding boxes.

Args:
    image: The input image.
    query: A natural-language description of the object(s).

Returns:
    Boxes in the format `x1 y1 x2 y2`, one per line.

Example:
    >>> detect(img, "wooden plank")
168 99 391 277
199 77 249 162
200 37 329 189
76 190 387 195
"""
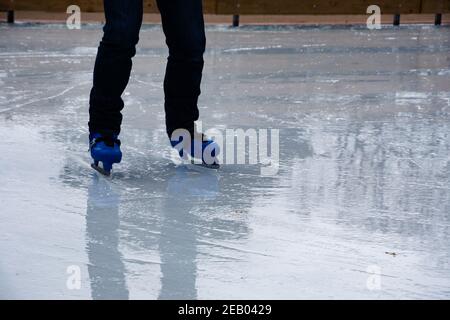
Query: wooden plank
204 0 217 13
13 0 151 12
421 0 450 13
12 0 217 14
7 0 450 14
217 0 425 14
0 0 13 11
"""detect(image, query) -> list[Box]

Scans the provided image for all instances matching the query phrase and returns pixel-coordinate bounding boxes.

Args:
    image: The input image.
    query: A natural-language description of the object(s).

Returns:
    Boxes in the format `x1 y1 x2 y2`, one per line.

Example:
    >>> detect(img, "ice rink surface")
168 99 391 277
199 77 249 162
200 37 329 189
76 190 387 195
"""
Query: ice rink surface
0 23 450 299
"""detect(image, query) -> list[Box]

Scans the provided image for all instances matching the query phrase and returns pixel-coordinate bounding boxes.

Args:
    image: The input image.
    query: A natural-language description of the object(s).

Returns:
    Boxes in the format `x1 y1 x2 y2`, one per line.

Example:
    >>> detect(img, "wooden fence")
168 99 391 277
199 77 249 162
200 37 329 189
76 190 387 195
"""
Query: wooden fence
1 0 449 25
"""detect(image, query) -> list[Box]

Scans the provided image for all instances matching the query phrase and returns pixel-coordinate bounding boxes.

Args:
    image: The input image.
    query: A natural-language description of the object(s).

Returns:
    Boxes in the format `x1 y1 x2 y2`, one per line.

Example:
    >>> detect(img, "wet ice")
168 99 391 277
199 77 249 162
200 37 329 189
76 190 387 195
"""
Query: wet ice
0 23 450 299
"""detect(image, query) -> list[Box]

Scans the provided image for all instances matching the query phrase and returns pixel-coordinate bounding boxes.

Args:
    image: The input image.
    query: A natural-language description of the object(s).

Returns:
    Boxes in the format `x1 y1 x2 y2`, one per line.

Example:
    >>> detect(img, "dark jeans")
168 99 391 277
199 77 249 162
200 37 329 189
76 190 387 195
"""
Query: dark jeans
89 0 205 137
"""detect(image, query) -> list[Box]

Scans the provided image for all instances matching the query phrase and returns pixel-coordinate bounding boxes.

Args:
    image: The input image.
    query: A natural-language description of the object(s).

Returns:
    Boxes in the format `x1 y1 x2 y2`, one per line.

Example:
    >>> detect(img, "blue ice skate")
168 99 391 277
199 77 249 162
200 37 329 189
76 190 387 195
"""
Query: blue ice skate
170 134 220 169
89 133 122 176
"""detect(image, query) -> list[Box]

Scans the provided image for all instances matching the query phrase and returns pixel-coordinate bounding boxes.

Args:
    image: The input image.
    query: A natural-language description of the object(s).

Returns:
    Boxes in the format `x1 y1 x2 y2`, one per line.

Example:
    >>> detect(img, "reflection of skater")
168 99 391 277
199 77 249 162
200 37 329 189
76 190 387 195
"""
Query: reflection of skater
158 167 219 299
86 175 128 299
88 0 219 175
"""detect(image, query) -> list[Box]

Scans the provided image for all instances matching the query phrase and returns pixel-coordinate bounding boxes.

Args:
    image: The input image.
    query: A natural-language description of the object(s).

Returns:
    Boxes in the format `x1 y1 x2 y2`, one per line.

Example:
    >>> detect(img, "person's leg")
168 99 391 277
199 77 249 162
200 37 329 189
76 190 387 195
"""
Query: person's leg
88 0 143 135
156 0 206 137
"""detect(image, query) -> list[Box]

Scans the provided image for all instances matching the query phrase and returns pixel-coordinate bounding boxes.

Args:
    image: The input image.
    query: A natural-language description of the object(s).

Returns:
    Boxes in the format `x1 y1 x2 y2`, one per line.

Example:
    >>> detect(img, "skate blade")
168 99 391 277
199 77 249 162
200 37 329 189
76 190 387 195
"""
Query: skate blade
186 155 220 169
188 160 220 170
195 163 220 169
91 163 111 176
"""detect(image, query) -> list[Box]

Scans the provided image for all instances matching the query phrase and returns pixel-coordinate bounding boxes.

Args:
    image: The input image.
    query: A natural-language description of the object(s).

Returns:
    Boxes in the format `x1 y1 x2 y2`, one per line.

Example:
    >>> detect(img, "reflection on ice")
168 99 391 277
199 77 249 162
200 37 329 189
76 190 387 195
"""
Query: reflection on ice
87 176 128 300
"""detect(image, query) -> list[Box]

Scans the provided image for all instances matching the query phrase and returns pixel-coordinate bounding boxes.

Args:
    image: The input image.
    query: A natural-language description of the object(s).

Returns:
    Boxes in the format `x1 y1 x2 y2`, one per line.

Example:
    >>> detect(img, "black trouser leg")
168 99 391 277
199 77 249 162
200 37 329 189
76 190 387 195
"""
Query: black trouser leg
157 0 206 137
88 0 143 135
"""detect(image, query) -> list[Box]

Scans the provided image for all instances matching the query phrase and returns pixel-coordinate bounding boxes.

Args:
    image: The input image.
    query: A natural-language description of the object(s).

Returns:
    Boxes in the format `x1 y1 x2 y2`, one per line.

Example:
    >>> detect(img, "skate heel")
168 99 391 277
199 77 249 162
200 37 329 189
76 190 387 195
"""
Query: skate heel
170 133 220 169
91 161 112 176
102 162 113 174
